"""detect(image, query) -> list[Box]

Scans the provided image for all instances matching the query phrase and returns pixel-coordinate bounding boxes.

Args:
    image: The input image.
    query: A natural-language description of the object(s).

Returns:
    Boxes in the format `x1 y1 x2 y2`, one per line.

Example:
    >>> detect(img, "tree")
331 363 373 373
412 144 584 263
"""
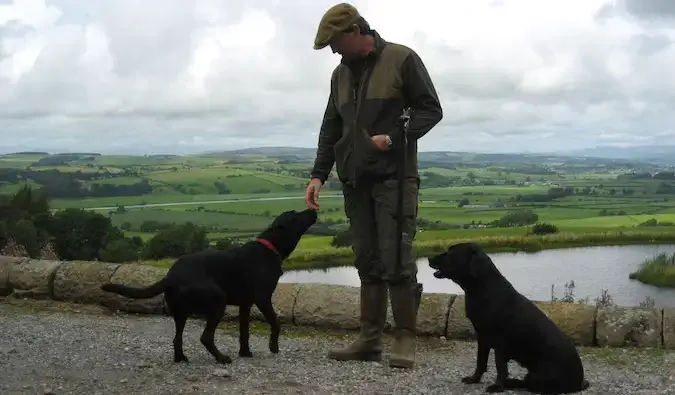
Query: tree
494 209 539 227
142 222 209 259
99 238 140 263
9 219 40 257
49 208 125 261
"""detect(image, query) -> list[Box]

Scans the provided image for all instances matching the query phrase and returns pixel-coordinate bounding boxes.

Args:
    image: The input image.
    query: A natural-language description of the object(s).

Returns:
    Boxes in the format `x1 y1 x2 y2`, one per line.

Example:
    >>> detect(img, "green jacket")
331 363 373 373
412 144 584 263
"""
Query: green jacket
310 31 443 186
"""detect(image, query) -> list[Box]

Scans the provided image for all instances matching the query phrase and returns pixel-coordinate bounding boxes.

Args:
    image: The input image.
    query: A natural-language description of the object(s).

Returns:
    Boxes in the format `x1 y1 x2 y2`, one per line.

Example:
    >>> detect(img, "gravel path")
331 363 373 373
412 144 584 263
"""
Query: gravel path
1 299 675 395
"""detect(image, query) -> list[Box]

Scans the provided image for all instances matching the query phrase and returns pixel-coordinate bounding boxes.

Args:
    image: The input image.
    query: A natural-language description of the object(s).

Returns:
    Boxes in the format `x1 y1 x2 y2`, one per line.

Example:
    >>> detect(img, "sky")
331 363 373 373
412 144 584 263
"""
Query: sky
1 0 675 155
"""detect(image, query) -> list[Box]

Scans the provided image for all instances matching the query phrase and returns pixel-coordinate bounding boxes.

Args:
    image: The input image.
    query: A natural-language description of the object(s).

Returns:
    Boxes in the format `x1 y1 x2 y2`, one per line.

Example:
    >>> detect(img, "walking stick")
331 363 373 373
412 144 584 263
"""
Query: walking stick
394 108 412 274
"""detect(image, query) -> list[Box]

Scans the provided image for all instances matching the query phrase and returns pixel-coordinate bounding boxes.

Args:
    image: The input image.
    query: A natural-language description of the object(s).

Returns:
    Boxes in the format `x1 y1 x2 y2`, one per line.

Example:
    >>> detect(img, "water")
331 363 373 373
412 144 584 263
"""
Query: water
280 244 675 308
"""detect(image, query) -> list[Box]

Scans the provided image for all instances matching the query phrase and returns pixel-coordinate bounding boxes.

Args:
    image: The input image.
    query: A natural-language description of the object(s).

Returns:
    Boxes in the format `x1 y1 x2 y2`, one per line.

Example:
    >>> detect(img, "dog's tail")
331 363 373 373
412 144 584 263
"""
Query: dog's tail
101 277 169 299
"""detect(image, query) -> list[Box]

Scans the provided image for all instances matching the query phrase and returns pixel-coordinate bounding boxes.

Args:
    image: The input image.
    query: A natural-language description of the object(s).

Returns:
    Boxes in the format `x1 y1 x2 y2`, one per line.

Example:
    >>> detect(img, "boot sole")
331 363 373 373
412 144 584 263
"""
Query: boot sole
327 351 382 362
388 358 414 369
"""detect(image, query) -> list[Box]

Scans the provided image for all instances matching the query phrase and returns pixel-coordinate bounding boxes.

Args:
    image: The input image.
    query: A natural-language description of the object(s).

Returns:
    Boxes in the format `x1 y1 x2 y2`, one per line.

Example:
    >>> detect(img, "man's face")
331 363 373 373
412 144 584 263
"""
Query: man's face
329 29 361 59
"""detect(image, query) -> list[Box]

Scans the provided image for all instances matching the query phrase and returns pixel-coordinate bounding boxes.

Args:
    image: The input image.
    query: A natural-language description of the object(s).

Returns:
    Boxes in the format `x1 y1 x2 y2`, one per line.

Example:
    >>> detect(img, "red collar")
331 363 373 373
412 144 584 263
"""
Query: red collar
257 238 279 255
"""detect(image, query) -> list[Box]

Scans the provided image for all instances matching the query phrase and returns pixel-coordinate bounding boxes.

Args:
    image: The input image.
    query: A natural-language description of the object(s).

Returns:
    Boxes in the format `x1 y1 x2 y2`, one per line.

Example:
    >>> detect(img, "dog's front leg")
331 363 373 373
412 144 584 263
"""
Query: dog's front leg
486 347 510 393
255 299 280 354
238 304 253 357
463 337 489 384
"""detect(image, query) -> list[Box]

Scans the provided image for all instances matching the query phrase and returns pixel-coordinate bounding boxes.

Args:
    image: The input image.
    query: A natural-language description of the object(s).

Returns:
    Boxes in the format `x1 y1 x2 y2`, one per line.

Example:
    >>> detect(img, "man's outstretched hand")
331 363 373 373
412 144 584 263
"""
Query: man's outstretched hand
305 178 323 210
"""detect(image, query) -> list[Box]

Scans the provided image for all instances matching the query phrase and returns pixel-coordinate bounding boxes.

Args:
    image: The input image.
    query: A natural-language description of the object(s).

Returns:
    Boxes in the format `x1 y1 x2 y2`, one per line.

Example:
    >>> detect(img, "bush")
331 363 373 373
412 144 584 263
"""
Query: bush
629 252 675 287
214 238 240 251
529 222 559 235
331 229 352 248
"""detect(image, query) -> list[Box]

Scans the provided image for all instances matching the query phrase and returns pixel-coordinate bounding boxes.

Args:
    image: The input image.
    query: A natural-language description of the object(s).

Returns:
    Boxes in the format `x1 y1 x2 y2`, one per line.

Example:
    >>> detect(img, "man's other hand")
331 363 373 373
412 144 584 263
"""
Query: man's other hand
371 135 391 151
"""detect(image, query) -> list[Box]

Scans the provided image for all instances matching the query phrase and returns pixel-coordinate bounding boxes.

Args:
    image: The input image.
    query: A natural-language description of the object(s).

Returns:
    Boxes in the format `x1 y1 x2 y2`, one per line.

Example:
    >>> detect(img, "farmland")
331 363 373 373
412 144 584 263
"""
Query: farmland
2 148 675 266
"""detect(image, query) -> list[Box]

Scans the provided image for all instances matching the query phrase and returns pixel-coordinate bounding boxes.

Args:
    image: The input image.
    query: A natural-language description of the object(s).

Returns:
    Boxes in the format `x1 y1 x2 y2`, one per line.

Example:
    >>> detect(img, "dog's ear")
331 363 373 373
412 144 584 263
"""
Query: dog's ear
467 244 487 279
446 243 460 253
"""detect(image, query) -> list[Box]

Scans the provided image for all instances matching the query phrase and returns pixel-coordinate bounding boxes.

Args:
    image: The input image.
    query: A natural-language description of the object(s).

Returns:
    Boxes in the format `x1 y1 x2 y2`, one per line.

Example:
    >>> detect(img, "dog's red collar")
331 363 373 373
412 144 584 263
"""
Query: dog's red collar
257 238 279 255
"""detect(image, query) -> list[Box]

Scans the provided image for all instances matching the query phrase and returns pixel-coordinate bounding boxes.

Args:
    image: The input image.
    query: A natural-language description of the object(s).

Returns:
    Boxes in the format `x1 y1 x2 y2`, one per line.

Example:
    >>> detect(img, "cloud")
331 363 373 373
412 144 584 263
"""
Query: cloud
1 0 675 155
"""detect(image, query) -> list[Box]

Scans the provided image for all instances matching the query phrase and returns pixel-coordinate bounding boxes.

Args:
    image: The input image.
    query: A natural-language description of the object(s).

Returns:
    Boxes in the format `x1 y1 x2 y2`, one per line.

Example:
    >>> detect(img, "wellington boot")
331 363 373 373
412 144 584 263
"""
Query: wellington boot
388 281 423 369
328 283 388 362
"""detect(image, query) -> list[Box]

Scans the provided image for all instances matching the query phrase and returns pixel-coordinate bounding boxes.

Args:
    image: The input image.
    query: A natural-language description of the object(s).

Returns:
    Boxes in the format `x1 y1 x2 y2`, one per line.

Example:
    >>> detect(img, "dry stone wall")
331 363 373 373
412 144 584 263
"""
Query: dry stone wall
1 255 673 348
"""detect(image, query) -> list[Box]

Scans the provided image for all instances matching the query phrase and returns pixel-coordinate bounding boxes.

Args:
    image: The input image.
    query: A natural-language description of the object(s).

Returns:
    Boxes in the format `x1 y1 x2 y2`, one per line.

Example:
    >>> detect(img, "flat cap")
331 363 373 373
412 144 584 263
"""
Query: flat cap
313 3 360 50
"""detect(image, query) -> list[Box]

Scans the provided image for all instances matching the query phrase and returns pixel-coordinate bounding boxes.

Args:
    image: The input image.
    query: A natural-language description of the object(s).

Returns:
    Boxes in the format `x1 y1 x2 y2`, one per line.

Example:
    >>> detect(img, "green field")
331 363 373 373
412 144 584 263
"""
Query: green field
3 149 675 268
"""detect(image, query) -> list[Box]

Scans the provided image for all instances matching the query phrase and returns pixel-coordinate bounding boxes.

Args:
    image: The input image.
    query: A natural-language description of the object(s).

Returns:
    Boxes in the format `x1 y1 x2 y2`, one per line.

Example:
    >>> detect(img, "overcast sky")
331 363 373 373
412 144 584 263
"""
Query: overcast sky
1 0 674 155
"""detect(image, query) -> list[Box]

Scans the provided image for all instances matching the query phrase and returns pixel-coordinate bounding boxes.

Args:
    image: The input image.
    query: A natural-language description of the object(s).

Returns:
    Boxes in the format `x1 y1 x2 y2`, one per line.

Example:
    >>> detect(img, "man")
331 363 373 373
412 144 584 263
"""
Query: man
304 3 443 369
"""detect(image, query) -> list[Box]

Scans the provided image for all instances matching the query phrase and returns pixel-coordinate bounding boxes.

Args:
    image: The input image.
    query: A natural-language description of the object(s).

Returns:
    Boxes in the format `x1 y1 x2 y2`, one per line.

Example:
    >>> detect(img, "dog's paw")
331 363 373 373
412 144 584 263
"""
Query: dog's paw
269 341 279 354
174 354 189 363
486 383 505 393
216 355 233 364
462 375 481 384
503 378 525 389
239 350 253 358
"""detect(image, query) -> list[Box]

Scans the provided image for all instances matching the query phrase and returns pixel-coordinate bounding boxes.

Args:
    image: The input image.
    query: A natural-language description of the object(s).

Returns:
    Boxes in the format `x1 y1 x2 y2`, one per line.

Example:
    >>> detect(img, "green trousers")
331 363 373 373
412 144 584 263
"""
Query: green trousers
342 177 419 284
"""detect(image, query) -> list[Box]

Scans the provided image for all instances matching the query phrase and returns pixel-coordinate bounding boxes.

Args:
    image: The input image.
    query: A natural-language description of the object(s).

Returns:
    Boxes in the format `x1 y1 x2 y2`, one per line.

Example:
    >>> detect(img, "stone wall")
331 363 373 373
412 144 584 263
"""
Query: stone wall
1 255 673 348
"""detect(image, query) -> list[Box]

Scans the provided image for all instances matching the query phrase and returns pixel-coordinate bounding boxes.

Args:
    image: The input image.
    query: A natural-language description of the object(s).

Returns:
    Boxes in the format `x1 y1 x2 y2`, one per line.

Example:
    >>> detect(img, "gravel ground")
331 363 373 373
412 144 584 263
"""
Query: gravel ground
1 299 675 395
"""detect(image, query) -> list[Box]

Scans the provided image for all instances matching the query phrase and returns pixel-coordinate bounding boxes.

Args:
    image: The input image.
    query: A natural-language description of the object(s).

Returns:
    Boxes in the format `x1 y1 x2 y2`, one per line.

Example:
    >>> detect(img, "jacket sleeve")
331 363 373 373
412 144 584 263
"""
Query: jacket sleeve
400 49 443 140
310 89 343 184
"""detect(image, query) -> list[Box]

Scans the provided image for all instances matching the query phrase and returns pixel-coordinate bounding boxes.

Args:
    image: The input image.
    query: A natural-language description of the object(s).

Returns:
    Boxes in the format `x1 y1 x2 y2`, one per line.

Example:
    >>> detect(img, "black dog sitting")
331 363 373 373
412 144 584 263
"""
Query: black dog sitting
428 242 590 394
101 208 318 364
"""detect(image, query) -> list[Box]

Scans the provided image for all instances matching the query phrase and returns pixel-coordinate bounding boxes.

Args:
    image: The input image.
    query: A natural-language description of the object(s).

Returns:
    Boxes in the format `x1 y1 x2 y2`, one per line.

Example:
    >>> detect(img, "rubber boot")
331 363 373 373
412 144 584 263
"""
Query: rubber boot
327 283 388 361
388 281 423 369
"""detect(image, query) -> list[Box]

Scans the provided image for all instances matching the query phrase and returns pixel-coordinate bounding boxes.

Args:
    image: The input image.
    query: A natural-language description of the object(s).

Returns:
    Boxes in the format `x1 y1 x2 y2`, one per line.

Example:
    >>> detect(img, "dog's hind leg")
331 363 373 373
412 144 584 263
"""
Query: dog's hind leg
165 291 189 363
255 298 280 354
522 370 589 395
172 313 189 363
199 291 232 364
238 303 253 357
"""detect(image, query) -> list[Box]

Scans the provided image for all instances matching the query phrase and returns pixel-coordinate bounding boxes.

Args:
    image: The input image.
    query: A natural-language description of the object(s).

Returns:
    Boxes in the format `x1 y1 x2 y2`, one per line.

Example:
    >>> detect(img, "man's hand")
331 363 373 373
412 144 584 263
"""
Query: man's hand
305 178 323 210
370 134 391 151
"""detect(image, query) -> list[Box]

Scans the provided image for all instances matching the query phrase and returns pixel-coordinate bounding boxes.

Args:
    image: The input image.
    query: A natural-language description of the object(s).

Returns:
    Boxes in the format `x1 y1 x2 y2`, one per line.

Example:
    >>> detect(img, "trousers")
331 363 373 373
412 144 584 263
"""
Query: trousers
342 177 420 285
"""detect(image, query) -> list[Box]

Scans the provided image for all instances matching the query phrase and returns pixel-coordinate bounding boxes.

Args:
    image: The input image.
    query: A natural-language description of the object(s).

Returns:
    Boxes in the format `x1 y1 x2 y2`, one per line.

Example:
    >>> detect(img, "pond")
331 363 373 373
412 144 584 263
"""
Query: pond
280 244 675 308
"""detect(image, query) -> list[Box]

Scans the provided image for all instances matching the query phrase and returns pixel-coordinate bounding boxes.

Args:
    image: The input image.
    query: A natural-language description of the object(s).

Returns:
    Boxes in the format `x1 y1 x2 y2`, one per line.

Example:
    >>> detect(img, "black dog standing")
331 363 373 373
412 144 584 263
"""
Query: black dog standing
429 242 590 394
102 209 318 364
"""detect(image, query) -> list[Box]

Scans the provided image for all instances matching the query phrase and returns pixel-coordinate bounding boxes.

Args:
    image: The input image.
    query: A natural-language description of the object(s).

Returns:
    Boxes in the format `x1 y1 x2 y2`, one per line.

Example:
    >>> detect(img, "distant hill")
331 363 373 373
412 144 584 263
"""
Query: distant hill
201 146 643 167
561 145 675 161
204 146 317 157
6 152 50 156
4 145 673 166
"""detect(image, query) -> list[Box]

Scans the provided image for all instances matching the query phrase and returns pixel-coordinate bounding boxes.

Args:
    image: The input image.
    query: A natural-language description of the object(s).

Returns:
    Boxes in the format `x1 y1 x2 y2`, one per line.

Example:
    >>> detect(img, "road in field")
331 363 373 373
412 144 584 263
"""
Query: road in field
57 194 345 211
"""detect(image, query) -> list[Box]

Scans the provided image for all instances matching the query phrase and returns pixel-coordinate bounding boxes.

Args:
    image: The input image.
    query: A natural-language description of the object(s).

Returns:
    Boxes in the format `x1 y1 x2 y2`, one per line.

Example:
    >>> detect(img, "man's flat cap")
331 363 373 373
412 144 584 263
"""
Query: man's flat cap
313 3 360 50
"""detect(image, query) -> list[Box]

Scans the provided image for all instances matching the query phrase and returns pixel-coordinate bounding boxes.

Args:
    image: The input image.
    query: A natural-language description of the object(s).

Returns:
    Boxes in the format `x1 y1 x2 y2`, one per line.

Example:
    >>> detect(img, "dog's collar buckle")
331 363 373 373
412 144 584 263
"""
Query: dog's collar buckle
256 238 279 255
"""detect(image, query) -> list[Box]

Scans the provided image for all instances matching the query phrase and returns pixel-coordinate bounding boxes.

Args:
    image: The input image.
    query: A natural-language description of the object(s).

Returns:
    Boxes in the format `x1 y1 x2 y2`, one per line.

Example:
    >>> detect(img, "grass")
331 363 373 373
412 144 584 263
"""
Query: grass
556 214 675 228
580 346 671 370
140 228 675 271
143 167 307 194
629 251 675 288
6 152 675 276
49 192 337 209
111 209 274 232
